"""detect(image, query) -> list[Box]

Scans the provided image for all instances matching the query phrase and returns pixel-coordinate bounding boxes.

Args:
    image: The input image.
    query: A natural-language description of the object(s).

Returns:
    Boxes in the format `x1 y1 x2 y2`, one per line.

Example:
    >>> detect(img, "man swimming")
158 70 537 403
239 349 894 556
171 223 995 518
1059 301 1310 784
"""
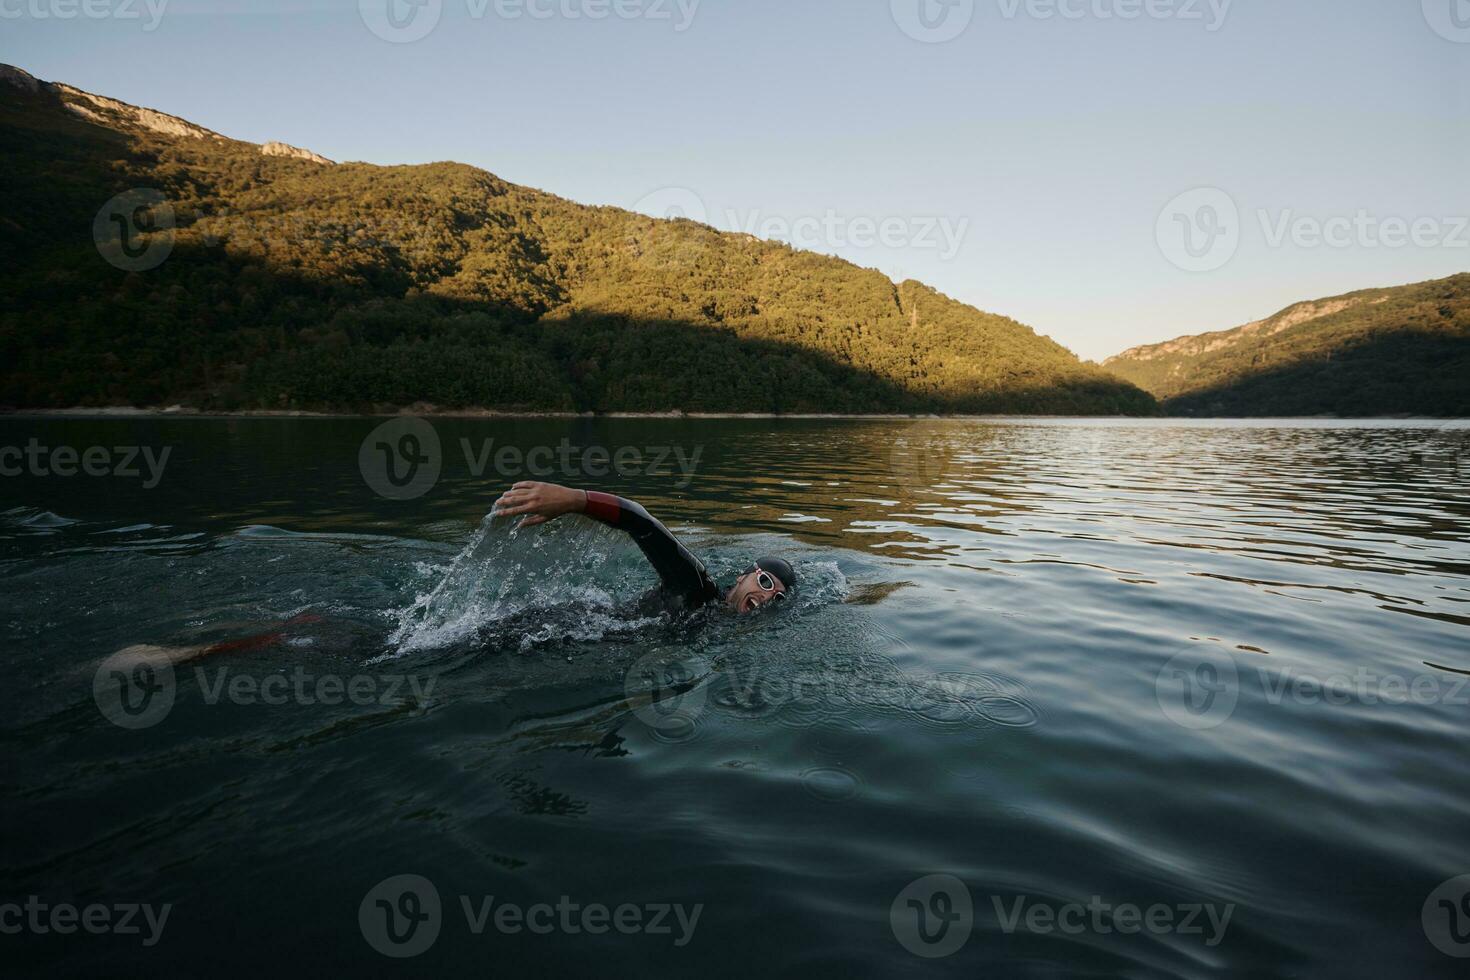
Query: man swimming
109 482 790 671
492 481 796 614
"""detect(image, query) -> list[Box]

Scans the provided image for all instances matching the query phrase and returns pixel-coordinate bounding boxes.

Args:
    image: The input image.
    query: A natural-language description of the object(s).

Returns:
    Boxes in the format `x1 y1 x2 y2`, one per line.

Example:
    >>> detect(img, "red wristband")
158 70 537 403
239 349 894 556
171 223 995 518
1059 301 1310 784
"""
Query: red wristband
583 491 623 525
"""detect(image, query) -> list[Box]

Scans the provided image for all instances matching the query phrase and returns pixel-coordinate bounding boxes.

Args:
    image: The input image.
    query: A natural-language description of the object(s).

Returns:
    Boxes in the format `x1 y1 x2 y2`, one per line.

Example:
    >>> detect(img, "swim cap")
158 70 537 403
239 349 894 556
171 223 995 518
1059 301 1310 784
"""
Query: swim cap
753 556 797 594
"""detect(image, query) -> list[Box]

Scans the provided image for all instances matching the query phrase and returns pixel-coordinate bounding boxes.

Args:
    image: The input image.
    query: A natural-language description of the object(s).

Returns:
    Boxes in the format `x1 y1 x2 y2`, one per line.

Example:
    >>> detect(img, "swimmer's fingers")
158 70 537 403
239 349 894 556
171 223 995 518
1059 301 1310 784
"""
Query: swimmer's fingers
494 483 573 523
518 515 549 529
493 490 534 514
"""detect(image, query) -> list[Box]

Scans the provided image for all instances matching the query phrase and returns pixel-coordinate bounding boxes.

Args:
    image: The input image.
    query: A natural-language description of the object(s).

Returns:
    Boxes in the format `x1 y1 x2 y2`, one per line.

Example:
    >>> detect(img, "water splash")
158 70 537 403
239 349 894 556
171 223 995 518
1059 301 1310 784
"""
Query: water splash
383 515 662 657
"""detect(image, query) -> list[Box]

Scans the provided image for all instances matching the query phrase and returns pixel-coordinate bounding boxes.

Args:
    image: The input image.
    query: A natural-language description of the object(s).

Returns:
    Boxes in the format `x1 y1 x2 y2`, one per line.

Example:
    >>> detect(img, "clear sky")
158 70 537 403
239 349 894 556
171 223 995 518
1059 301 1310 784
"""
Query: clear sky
5 0 1468 359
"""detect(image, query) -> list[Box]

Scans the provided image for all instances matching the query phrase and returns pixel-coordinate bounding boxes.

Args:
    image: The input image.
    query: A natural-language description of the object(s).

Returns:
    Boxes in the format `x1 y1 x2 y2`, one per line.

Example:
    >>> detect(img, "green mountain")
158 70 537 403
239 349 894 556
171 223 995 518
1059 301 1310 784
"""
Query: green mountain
1103 275 1470 417
0 64 1152 416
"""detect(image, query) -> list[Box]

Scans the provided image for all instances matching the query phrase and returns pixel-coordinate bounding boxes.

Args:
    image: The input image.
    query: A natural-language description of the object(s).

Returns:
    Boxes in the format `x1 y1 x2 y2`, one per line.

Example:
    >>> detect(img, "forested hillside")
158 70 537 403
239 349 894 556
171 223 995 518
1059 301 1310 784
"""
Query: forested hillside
1104 276 1469 416
0 65 1153 415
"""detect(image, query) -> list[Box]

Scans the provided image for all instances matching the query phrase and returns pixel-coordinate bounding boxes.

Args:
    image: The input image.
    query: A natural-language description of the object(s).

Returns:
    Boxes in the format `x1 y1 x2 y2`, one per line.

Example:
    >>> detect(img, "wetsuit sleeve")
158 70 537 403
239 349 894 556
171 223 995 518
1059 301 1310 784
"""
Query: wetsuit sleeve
582 492 719 607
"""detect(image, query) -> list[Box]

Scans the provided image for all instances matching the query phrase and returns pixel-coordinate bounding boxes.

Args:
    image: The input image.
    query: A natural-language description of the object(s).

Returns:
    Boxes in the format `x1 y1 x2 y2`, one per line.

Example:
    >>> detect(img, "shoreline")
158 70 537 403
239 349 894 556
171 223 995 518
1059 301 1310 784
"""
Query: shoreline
0 407 1462 421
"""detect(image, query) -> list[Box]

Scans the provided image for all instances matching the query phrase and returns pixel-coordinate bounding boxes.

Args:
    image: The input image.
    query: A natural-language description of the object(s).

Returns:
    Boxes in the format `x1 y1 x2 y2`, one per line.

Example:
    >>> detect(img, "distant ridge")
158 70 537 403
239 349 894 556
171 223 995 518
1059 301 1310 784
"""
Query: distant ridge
1103 275 1469 416
2 64 332 164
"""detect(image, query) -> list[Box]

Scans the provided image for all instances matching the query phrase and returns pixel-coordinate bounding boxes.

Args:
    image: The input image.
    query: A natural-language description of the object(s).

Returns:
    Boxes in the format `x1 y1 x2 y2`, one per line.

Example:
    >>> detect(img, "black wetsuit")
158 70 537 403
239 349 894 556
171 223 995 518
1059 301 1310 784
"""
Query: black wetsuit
583 492 722 613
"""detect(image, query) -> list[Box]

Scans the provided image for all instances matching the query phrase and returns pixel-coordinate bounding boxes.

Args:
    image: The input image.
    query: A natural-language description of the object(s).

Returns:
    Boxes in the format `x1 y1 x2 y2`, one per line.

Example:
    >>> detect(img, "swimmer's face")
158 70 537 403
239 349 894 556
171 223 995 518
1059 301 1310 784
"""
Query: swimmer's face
727 567 787 614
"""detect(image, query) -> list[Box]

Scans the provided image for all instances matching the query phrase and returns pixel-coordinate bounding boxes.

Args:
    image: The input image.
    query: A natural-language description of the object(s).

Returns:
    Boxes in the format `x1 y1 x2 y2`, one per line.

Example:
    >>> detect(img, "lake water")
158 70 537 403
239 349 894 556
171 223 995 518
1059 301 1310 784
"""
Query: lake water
2 416 1467 978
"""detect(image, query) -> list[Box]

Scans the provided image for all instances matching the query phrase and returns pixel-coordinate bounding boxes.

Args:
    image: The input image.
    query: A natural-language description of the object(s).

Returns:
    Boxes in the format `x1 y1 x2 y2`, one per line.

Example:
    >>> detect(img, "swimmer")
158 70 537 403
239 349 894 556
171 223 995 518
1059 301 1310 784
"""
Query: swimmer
492 482 796 614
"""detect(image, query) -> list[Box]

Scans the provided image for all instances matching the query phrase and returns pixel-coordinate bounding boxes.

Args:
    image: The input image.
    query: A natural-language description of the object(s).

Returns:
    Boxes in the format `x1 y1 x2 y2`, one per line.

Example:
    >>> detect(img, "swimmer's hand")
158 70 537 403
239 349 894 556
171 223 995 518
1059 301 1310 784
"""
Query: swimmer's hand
493 481 588 529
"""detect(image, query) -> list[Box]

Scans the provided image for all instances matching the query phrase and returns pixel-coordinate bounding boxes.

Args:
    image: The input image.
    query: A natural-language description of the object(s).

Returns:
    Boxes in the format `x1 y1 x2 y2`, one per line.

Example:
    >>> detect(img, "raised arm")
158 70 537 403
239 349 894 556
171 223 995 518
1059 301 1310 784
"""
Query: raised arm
493 482 719 607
